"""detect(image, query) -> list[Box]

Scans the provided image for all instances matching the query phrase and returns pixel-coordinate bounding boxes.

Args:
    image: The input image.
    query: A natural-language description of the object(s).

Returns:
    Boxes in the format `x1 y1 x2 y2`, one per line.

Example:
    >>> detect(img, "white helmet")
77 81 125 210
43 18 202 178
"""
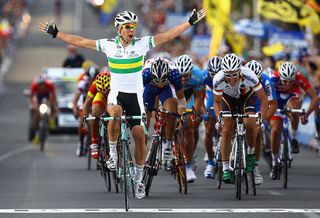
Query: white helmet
207 56 222 78
114 11 138 27
175 55 194 76
221 53 242 72
279 62 297 81
150 57 169 84
245 60 263 78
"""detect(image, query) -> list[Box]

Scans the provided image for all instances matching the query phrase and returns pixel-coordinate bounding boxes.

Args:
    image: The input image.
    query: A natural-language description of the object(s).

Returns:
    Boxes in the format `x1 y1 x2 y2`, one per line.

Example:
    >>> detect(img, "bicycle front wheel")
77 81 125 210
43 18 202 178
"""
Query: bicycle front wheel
174 134 187 194
282 132 289 189
143 138 160 197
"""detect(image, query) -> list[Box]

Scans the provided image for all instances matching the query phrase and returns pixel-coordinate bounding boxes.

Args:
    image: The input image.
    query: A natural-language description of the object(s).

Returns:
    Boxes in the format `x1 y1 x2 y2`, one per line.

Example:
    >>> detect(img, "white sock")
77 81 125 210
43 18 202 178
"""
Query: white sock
222 161 229 171
247 146 254 154
109 141 117 156
291 128 297 139
135 164 144 182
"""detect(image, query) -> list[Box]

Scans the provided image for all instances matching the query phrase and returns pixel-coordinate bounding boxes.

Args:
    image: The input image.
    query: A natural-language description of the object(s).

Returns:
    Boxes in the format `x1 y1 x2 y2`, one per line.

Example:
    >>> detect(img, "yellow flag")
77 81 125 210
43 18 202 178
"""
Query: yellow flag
203 0 244 56
258 0 320 34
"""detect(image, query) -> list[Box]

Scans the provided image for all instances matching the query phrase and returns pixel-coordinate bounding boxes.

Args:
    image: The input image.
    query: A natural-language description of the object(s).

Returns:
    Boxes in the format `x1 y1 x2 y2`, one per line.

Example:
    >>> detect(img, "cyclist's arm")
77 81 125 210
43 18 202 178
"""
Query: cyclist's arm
176 89 186 114
194 88 206 115
153 22 191 47
266 99 277 121
305 87 319 117
56 32 96 50
72 91 81 114
213 94 222 118
256 88 268 122
82 95 93 116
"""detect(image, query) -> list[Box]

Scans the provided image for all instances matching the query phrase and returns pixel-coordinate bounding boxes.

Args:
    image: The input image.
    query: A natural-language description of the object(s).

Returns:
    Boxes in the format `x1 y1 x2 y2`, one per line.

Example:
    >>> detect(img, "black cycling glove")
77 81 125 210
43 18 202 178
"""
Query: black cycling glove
188 8 206 25
44 22 59 38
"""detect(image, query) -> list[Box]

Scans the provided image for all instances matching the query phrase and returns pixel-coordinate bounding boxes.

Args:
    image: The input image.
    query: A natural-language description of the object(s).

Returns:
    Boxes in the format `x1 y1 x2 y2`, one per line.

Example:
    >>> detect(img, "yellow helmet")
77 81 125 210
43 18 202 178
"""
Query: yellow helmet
82 60 94 71
96 72 111 93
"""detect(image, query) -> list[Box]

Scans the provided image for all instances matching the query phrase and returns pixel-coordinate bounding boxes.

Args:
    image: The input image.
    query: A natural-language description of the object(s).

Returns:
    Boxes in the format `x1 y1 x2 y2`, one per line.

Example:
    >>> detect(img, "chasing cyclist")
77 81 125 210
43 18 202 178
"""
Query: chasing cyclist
82 72 111 160
39 8 207 199
29 74 58 143
201 56 222 179
175 54 206 183
73 65 99 156
269 62 318 180
245 60 277 185
142 57 186 170
212 53 268 183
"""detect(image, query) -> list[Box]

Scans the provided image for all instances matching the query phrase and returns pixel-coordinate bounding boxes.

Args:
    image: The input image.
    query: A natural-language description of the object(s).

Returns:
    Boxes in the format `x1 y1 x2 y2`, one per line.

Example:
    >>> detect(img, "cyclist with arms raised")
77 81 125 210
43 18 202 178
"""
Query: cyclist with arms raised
269 62 318 180
39 9 206 199
212 53 268 183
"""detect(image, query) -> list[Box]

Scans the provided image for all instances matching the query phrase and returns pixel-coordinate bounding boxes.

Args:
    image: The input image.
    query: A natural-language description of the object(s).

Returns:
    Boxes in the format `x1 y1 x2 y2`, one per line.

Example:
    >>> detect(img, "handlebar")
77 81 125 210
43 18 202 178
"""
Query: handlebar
276 108 306 115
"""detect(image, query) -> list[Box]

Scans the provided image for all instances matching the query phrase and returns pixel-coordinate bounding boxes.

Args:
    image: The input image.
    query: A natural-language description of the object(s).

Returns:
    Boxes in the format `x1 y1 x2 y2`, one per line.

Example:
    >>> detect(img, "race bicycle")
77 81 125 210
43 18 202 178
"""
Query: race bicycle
217 111 261 200
276 108 305 189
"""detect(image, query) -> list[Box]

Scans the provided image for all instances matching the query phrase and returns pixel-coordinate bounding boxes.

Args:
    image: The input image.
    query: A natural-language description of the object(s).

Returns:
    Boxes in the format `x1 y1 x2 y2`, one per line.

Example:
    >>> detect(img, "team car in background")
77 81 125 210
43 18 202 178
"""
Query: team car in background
42 67 83 132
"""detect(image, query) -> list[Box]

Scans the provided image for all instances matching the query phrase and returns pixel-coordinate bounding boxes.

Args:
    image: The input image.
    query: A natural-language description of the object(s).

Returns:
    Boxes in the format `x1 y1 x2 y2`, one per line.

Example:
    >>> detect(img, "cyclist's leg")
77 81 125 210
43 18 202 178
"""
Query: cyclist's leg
204 116 216 178
287 93 302 153
270 116 282 179
118 91 146 199
243 92 258 172
220 94 236 183
106 90 122 168
89 93 106 159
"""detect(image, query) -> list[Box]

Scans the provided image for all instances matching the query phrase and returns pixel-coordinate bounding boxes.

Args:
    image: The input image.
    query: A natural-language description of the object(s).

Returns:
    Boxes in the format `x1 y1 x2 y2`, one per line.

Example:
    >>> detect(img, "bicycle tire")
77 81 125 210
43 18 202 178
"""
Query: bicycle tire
235 169 241 200
251 171 256 196
244 172 248 195
39 114 48 152
144 138 160 197
282 131 289 189
174 134 187 194
216 162 222 189
122 140 130 211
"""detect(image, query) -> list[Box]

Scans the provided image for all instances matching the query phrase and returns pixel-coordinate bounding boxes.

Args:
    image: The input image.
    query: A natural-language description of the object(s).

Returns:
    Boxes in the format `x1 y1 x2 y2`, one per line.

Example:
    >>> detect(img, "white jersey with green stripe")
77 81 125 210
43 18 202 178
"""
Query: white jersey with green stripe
96 36 155 93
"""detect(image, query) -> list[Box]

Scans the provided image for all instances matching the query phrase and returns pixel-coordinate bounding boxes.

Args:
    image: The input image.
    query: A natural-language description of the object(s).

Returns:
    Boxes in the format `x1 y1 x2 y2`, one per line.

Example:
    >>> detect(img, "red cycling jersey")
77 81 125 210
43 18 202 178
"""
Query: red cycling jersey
30 80 57 102
273 71 311 95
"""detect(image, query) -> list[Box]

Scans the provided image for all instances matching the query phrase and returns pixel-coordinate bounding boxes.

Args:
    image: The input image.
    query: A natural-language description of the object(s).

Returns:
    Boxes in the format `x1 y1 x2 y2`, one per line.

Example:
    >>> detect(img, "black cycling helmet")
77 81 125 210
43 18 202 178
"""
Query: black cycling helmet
150 57 169 84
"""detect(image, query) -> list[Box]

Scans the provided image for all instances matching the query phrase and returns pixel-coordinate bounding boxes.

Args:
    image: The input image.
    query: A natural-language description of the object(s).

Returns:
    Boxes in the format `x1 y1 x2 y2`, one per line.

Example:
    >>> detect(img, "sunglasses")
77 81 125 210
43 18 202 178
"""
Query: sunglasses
224 72 239 79
281 79 294 84
123 24 137 30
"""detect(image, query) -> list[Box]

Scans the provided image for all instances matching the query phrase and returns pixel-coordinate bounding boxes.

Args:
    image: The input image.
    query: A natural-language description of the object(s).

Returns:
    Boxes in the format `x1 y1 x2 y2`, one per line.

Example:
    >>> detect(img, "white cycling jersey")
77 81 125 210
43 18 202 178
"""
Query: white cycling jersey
212 67 262 99
96 36 155 93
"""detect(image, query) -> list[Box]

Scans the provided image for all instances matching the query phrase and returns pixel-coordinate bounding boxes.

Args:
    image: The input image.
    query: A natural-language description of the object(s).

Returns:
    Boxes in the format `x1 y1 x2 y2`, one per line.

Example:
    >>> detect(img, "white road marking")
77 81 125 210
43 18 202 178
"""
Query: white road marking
268 190 283 196
0 145 33 162
0 208 319 214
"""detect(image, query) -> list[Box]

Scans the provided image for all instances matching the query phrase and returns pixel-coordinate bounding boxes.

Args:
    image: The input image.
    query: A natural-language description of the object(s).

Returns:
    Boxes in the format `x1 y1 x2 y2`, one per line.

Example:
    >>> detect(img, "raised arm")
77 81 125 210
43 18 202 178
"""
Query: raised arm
39 20 96 50
153 8 207 47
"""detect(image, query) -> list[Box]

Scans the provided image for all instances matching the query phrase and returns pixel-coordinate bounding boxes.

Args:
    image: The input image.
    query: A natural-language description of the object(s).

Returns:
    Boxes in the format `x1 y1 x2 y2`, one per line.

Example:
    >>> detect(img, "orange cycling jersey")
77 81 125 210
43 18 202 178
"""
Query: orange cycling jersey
87 80 108 109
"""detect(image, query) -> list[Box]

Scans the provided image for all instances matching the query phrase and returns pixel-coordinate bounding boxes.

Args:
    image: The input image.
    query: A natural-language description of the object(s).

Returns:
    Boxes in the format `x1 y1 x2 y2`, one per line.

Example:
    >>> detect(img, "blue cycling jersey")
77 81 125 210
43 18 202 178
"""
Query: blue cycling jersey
202 69 213 89
255 72 276 111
